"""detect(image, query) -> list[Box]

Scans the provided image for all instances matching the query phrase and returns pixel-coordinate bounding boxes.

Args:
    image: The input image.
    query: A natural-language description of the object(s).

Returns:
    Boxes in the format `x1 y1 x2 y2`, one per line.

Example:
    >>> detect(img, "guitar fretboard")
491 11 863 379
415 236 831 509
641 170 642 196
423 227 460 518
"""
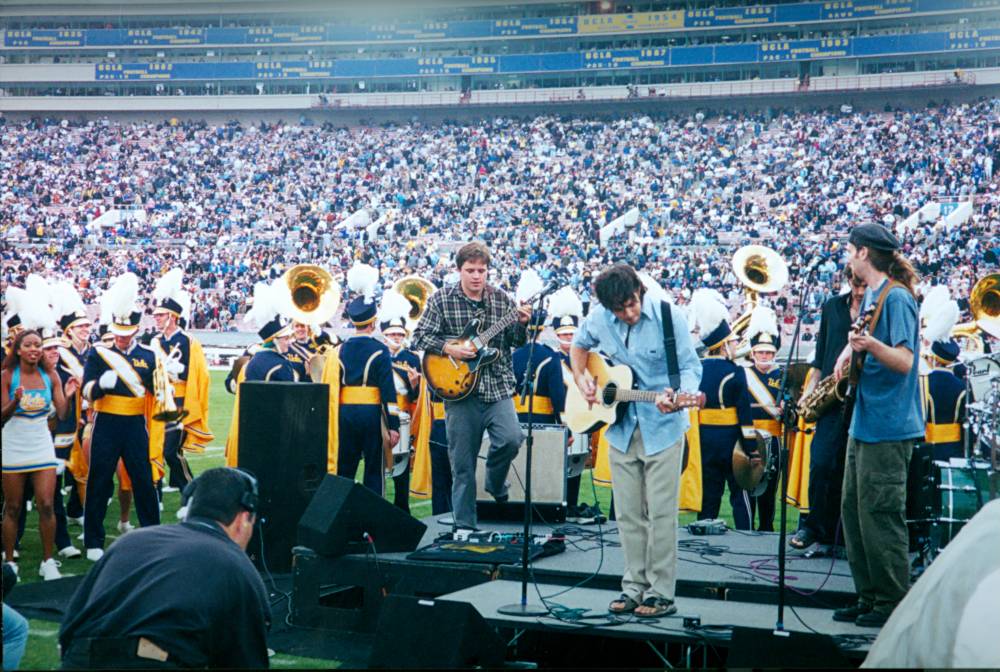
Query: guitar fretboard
478 309 521 345
614 389 661 403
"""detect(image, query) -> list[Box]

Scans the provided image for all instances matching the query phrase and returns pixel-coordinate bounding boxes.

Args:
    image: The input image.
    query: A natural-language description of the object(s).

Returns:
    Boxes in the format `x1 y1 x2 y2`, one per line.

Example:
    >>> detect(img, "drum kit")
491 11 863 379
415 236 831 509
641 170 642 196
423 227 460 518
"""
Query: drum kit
908 353 999 560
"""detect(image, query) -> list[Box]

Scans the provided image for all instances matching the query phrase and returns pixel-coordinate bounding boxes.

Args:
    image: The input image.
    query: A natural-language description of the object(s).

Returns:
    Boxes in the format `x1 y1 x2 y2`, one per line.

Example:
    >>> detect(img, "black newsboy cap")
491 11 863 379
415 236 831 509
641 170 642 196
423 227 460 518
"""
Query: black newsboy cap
848 223 901 252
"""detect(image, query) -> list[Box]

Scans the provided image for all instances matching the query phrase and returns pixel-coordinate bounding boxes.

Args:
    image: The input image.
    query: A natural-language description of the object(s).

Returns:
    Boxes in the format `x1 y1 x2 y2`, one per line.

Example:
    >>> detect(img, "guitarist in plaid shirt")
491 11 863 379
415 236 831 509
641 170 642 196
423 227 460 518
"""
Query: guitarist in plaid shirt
411 242 531 531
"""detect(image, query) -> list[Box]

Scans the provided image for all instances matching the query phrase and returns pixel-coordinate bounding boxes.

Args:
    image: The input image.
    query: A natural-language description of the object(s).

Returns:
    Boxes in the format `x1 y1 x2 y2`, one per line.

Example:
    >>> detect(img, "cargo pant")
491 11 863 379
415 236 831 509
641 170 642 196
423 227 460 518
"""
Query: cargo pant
841 437 913 615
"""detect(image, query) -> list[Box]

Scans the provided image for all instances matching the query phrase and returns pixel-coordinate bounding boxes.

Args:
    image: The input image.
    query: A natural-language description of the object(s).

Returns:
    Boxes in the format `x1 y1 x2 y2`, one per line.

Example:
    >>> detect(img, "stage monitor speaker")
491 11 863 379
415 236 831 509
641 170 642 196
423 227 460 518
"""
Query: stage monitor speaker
239 382 328 573
298 474 427 556
475 423 568 505
368 595 505 669
726 626 850 668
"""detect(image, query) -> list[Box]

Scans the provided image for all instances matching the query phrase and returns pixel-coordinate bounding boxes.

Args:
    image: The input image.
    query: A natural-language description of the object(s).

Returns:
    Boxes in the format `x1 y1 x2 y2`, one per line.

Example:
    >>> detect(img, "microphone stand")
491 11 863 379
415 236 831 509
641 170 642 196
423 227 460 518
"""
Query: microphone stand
773 266 816 633
499 287 553 617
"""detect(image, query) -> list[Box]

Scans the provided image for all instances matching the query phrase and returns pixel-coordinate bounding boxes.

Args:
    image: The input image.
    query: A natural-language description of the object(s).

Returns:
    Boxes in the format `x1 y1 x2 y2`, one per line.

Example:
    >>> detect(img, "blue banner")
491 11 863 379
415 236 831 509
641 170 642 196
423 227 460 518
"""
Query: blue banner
89 28 1000 80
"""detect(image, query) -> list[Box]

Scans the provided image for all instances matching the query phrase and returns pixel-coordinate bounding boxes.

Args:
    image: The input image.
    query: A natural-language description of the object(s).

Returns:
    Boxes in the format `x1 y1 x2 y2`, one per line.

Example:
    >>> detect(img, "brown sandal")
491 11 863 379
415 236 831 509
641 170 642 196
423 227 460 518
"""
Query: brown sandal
608 594 639 614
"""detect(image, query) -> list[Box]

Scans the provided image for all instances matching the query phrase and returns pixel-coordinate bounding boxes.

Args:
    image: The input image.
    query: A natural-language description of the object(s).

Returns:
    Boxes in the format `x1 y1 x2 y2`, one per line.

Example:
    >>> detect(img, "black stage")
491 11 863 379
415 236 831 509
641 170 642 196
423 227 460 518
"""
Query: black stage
9 513 876 667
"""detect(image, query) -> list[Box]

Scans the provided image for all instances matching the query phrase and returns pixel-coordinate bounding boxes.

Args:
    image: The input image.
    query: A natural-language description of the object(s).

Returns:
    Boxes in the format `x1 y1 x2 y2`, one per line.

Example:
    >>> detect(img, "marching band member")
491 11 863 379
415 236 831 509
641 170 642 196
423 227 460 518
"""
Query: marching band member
50 280 91 539
744 305 782 532
225 280 296 467
335 263 400 495
2 278 76 580
80 273 160 561
380 290 422 512
151 269 214 491
690 289 755 530
286 320 336 382
919 286 965 461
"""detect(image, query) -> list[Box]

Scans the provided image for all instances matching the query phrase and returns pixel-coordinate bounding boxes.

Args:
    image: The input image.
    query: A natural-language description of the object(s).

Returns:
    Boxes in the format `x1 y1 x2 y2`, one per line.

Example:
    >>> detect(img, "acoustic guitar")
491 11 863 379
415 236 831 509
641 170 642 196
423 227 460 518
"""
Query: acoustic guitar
841 304 877 422
423 291 546 400
563 352 705 434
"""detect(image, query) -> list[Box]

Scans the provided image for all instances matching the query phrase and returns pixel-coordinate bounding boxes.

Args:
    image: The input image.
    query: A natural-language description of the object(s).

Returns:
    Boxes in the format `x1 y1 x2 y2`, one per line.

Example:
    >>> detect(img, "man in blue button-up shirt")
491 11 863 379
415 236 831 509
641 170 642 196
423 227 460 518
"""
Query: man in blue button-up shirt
571 264 702 618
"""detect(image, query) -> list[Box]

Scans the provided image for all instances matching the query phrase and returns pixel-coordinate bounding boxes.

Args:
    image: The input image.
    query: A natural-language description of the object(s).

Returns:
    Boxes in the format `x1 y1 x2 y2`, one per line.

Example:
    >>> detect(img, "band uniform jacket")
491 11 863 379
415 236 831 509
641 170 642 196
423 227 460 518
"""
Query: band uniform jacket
922 367 966 461
511 341 566 425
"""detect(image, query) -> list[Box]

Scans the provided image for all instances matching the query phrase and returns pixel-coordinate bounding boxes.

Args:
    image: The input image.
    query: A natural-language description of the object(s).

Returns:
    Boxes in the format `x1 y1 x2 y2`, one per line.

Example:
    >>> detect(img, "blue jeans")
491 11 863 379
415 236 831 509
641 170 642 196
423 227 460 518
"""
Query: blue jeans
3 603 29 671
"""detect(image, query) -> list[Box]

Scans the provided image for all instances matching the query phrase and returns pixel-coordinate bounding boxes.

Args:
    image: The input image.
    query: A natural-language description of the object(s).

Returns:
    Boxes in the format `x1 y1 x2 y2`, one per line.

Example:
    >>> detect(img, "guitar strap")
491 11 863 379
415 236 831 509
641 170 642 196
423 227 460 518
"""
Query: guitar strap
660 301 681 391
850 280 903 385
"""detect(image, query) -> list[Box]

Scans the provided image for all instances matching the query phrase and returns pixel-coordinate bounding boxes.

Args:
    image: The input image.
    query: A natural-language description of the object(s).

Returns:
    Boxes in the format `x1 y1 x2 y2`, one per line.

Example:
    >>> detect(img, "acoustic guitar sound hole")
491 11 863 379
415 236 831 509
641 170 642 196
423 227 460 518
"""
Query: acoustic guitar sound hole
602 384 618 406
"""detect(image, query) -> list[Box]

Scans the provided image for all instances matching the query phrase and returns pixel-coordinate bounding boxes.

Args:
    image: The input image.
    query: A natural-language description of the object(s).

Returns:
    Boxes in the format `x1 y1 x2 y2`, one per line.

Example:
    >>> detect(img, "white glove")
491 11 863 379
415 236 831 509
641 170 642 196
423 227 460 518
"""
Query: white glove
99 370 118 391
163 358 184 378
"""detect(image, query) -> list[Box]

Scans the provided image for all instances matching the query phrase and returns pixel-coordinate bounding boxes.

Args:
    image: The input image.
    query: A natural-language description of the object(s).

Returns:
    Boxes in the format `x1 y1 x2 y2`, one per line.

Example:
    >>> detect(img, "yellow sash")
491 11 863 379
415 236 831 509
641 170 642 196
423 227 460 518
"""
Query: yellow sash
321 346 344 475
224 365 247 468
94 346 146 398
513 395 555 416
408 375 434 500
925 423 961 444
698 408 739 425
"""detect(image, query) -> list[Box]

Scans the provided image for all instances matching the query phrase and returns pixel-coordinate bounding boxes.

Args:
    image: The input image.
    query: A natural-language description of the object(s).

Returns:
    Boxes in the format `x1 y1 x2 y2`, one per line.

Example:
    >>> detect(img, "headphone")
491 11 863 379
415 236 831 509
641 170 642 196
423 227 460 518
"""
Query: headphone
181 468 259 515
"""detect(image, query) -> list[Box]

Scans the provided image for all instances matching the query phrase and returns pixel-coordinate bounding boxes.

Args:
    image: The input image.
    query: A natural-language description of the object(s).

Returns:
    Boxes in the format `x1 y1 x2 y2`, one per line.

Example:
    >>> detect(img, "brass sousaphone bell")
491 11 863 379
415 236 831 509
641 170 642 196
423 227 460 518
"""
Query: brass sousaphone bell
392 275 436 329
280 264 341 380
951 273 1000 353
729 245 789 359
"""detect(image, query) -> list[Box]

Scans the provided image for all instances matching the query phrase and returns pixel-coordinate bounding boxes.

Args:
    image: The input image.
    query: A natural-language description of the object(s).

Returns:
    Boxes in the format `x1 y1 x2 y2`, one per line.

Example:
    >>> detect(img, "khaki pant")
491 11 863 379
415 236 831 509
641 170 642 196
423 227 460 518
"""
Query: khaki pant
609 429 683 602
841 436 913 615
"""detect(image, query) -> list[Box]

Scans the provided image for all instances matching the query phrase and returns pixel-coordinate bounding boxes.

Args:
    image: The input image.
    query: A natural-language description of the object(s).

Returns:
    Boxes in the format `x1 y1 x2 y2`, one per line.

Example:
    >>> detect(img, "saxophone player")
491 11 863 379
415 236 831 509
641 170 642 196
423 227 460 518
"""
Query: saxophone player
789 268 866 555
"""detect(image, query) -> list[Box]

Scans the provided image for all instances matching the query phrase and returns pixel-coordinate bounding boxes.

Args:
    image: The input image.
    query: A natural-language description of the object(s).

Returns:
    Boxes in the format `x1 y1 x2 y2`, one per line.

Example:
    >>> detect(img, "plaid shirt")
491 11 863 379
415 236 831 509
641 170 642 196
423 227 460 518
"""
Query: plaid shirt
411 284 527 403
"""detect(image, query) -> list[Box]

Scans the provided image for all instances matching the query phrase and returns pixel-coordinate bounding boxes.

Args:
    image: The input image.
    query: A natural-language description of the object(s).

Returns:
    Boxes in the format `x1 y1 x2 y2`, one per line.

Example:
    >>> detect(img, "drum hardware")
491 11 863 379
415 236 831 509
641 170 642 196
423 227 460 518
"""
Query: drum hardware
388 411 412 479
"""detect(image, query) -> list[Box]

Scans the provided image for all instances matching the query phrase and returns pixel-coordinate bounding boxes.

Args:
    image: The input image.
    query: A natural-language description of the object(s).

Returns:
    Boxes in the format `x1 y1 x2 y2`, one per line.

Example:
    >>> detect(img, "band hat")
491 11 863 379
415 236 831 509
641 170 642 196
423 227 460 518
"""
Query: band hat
848 223 901 252
378 289 411 336
258 316 294 343
548 286 583 335
931 339 960 363
527 308 548 333
347 262 380 327
152 268 185 317
690 288 732 351
747 305 780 353
244 278 291 342
41 327 64 349
100 273 143 337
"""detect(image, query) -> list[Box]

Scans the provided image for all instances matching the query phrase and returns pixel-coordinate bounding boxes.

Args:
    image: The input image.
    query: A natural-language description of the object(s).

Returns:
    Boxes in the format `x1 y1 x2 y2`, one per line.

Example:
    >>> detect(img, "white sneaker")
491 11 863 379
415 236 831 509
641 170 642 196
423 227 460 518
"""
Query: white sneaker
67 515 84 527
86 548 104 562
58 545 82 559
117 521 135 535
5 561 18 578
162 485 180 493
39 558 63 580
2 550 19 562
76 531 85 541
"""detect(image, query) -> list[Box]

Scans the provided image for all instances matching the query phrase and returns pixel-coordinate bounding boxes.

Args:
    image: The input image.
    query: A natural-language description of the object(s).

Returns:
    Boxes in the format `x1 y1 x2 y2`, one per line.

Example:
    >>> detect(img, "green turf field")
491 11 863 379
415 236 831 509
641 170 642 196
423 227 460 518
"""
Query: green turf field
10 369 796 669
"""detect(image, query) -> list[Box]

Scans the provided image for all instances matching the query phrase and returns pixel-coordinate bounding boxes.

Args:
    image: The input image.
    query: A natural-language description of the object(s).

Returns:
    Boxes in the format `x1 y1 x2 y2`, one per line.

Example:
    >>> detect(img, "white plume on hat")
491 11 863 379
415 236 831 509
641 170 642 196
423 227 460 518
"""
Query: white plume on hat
548 286 582 320
920 285 959 344
347 262 379 303
4 286 26 323
689 288 730 337
177 291 192 323
50 280 86 321
638 272 673 305
153 268 184 303
747 305 779 340
103 273 140 322
515 269 544 303
444 272 460 287
244 281 281 330
19 275 57 332
378 289 411 325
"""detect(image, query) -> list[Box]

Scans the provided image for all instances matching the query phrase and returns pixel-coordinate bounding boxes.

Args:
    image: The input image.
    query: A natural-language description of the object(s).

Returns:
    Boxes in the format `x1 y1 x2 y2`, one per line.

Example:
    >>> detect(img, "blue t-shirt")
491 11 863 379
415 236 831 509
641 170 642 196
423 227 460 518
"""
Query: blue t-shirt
849 279 924 443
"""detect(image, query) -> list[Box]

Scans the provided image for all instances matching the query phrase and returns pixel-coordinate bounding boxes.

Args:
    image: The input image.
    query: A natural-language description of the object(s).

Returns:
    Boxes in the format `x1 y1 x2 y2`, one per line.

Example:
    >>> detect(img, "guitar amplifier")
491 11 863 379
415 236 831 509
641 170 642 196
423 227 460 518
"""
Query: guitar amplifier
475 423 569 510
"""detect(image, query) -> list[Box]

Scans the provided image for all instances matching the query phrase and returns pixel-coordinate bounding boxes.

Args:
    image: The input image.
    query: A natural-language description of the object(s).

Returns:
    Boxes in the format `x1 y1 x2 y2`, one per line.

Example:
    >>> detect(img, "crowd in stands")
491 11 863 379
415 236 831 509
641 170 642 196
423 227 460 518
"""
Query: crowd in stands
2 97 998 338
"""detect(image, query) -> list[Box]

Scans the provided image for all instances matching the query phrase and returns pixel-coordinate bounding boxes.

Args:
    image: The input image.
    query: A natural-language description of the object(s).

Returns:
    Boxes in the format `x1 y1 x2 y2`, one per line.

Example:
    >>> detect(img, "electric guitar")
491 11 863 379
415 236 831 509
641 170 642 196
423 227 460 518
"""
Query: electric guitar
841 304 878 422
423 290 547 400
562 352 705 434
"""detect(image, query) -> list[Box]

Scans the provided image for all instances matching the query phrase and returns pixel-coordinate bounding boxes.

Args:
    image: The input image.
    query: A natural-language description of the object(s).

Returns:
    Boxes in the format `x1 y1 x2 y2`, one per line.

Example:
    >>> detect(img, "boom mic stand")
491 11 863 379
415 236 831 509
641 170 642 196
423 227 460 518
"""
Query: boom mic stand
499 286 555 617
772 267 816 633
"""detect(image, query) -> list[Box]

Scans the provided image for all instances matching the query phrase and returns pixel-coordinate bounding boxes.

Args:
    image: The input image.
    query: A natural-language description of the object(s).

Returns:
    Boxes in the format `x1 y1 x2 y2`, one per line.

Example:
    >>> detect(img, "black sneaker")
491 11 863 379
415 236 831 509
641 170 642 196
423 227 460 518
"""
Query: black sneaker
855 610 890 628
833 602 872 622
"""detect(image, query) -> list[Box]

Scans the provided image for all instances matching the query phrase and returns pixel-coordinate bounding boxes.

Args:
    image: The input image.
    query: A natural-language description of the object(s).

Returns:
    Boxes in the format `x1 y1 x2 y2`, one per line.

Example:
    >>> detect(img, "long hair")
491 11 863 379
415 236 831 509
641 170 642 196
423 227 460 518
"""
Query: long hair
867 248 919 295
2 329 42 373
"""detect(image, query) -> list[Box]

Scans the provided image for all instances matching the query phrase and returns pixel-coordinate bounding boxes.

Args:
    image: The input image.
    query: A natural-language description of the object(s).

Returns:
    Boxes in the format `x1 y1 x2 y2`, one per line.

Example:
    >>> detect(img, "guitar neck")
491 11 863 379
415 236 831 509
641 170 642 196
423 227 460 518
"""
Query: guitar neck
614 389 661 403
477 308 521 344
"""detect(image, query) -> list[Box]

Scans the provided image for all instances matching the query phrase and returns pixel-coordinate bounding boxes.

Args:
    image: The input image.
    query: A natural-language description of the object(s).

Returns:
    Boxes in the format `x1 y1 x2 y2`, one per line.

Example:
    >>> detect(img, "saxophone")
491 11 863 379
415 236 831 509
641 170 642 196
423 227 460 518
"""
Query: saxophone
796 373 847 423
